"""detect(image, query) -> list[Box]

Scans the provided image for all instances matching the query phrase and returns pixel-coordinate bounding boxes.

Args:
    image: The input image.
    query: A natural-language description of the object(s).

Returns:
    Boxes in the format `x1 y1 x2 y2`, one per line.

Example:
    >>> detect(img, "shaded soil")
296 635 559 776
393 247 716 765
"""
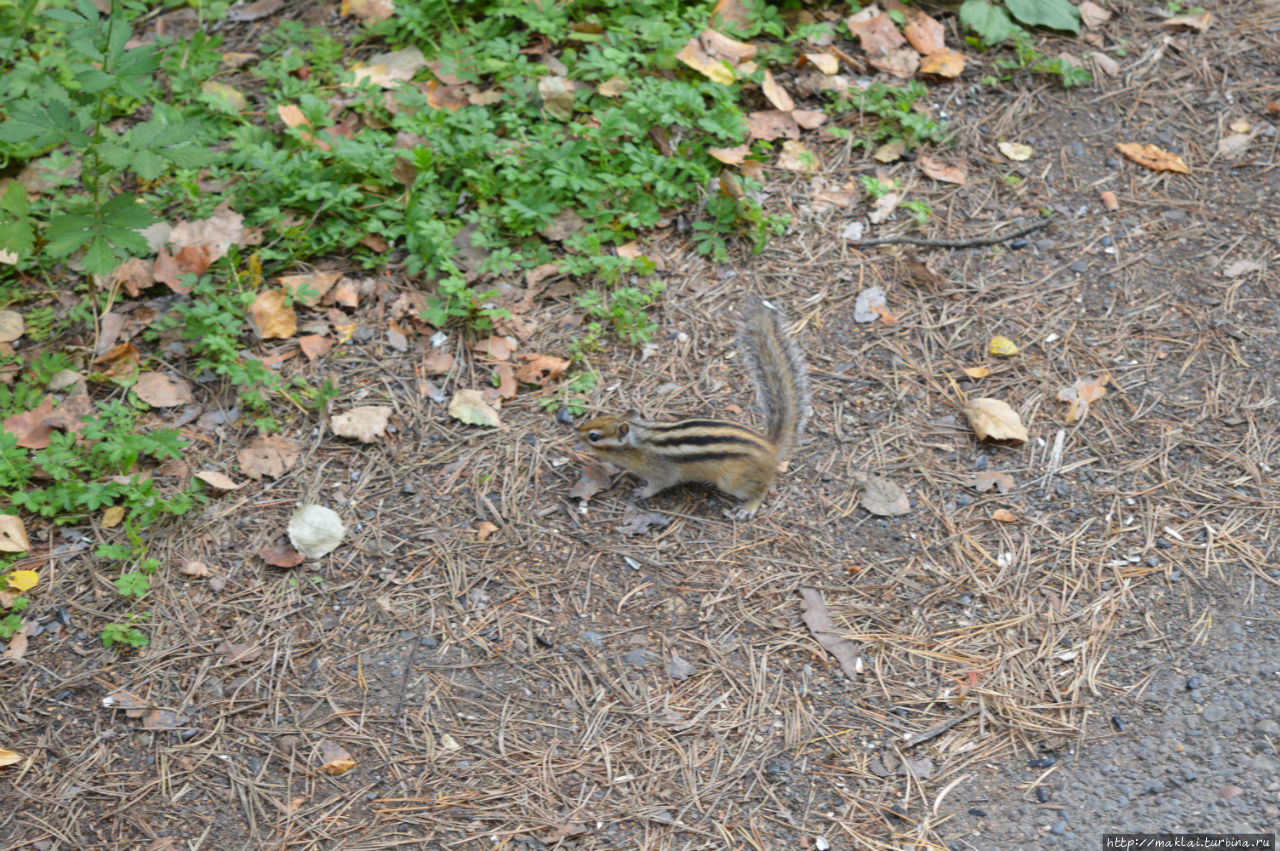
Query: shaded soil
3 1 1279 849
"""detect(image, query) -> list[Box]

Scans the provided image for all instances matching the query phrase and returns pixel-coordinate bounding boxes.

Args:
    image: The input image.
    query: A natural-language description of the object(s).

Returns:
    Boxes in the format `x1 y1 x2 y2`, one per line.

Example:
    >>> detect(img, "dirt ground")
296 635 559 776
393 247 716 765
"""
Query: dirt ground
3 1 1280 849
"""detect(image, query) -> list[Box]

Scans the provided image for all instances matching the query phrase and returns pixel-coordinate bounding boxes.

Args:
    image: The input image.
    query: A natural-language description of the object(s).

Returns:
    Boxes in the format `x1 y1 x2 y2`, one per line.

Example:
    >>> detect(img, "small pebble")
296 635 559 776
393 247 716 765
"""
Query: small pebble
1100 236 1114 247
968 808 987 818
1069 261 1087 273
1050 819 1067 835
974 455 990 471
1186 676 1202 690
556 406 574 425
1219 784 1244 799
1010 238 1029 249
1036 786 1049 803
1028 756 1057 768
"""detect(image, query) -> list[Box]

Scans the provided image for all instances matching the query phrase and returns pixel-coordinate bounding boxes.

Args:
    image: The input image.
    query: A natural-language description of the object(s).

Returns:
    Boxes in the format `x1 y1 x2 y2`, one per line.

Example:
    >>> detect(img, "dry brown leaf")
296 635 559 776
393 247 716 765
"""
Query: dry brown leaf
491 363 518 400
329 278 360 309
132 373 194 408
868 191 900 225
1100 190 1120 210
3 395 55 449
708 145 749 166
110 258 154 298
711 0 751 28
1078 0 1112 27
3 627 29 660
874 138 906 162
331 406 392 442
918 155 966 184
963 366 990 379
341 0 394 23
448 389 502 428
101 505 125 528
0 310 22 344
351 47 427 88
151 249 189 294
538 75 575 119
238 434 302 479
279 271 341 306
170 205 245 263
299 334 333 362
799 587 861 679
103 688 150 716
249 290 297 339
858 474 910 516
869 47 920 78
675 37 736 85
803 52 840 74
0 515 31 553
514 353 569 386
569 464 611 501
777 140 819 174
965 398 1028 442
904 12 946 54
967 471 1015 494
920 49 966 78
1057 373 1110 422
225 0 282 21
792 109 827 129
473 336 516 361
746 110 799 141
259 545 304 568
93 342 141 377
596 76 628 97
0 748 22 767
1164 10 1211 30
141 709 190 731
849 12 906 54
180 561 213 578
701 29 757 64
760 70 795 111
319 740 357 775
474 521 499 542
991 508 1018 523
1115 142 1189 174
542 209 586 242
42 392 92 435
219 642 263 664
424 348 455 375
195 471 244 491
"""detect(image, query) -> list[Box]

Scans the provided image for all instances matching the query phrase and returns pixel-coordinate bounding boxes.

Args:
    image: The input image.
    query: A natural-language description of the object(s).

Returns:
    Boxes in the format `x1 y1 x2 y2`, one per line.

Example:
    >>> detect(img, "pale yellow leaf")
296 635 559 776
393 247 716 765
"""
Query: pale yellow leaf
989 336 1019 356
6 569 38 592
0 515 30 553
965 398 1029 442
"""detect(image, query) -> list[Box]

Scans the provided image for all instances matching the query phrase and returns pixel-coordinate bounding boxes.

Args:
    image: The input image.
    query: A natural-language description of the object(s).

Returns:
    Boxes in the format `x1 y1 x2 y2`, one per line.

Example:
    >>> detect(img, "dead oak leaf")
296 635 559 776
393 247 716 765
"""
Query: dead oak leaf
218 642 263 664
1057 373 1110 423
472 336 517 361
747 110 799 141
918 155 966 184
903 11 946 54
279 271 341 306
299 334 333 362
920 49 966 78
258 545 304 568
570 464 611 501
42 392 93 435
195 471 244 491
448 389 502 428
318 740 357 775
132 373 194 408
856 474 910 516
238 434 302 479
760 70 795 111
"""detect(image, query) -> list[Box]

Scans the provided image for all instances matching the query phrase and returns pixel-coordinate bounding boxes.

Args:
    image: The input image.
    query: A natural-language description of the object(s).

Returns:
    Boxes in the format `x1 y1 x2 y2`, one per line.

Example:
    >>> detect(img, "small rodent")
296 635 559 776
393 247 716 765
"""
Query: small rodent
577 299 810 518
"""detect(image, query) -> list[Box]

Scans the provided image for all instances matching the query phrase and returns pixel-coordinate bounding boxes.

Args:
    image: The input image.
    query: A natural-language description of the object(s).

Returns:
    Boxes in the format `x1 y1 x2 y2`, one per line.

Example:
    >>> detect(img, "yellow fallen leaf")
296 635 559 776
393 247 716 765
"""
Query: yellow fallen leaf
963 366 990 379
6 570 38 592
804 52 840 75
989 336 1019 356
920 49 966 78
102 506 125 528
676 37 736 85
1115 142 1189 174
965 398 1029 442
998 141 1033 161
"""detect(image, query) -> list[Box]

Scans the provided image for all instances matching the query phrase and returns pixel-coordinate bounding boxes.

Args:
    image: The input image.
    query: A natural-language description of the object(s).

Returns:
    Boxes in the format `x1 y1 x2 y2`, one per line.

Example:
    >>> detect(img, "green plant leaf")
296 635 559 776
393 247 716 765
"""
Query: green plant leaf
0 100 72 149
959 0 1017 44
1002 0 1081 34
0 182 35 258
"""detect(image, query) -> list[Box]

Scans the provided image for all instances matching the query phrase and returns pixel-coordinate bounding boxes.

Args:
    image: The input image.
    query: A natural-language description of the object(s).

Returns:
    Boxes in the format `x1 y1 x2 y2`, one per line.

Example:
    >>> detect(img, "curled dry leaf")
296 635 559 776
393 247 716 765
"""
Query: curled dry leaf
258 546 305 568
799 587 862 679
708 145 750 165
858 474 910 516
424 347 455 375
904 11 946 54
1163 11 1211 30
967 471 1015 493
42 392 92 435
238 434 302 479
133 373 195 408
1078 0 1111 27
448 389 502 428
869 47 919 78
1057 373 1110 423
965 398 1029 443
918 155 966 184
920 49 966 78
853 287 887 323
279 271 341 306
318 740 357 775
331 406 392 443
760 70 795 111
1100 190 1120 211
747 110 799 141
1116 142 1189 174
473 336 516 361
249 290 297 340
991 508 1018 523
0 748 21 767
493 363 518 400
803 52 840 74
474 521 499 542
963 366 990 379
180 561 213 577
675 36 736 85
570 464 612 501
195 471 244 491
0 515 31 553
219 642 263 664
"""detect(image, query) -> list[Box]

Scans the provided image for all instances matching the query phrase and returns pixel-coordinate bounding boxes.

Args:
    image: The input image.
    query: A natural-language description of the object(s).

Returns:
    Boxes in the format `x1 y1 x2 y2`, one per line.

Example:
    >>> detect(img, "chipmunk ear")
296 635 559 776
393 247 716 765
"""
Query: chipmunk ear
617 422 630 439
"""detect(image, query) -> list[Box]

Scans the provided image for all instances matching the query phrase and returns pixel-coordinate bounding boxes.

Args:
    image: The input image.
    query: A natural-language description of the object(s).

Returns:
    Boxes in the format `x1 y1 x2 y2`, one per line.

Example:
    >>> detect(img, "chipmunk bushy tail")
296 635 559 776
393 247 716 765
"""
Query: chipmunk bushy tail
737 299 810 462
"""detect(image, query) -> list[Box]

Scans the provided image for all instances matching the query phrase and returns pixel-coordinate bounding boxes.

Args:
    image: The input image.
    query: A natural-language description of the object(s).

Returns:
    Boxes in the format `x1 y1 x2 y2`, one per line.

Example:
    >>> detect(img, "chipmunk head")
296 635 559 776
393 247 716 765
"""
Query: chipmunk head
578 415 634 453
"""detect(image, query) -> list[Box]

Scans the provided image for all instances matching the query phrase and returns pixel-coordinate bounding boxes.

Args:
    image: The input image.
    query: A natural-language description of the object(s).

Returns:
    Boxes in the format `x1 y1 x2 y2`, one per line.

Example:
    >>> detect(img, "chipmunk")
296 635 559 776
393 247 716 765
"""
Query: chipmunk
577 299 810 519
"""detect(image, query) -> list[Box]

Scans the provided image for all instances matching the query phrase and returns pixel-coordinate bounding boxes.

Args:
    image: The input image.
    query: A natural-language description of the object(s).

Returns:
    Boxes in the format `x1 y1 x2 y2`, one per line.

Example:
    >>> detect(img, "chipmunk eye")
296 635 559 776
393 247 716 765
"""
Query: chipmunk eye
587 430 602 442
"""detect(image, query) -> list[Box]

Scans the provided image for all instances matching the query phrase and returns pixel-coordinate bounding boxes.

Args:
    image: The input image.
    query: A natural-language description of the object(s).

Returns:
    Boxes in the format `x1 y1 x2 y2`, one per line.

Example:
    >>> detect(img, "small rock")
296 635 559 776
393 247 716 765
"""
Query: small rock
1069 261 1087 273
1255 719 1280 736
1050 819 1067 835
1202 704 1227 722
1219 784 1244 799
1186 676 1202 690
625 649 657 667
